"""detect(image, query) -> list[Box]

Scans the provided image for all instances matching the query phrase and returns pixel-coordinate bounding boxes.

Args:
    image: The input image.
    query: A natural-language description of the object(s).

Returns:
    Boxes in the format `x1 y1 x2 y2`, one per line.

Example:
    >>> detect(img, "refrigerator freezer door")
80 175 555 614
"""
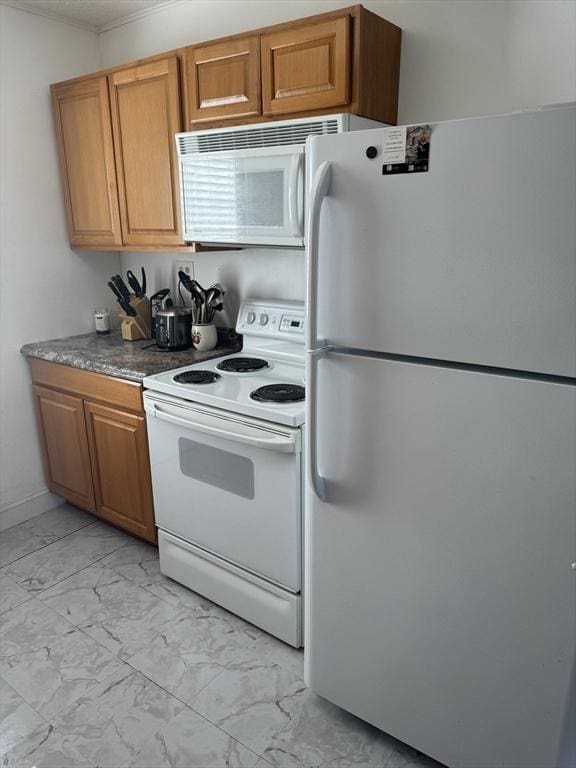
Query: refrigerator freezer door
305 352 576 768
307 106 576 377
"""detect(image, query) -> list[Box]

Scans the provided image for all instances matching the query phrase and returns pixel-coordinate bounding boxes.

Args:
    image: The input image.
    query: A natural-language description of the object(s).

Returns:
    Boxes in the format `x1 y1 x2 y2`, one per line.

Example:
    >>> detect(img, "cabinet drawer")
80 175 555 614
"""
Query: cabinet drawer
28 359 143 414
261 16 351 116
186 35 261 125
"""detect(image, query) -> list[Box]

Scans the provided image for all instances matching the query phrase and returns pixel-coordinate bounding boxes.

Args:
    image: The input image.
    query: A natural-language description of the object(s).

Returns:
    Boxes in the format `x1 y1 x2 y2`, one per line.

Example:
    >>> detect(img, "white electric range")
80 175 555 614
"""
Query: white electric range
143 299 305 647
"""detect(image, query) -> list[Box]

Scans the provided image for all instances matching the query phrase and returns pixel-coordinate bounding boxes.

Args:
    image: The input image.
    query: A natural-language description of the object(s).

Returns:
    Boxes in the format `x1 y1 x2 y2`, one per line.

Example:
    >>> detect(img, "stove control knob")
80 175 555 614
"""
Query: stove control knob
246 311 256 324
259 313 269 326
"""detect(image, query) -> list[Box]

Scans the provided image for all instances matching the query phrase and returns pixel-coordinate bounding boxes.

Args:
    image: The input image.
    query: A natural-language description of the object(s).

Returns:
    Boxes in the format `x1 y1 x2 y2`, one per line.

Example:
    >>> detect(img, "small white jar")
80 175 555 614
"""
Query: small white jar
94 307 111 335
191 322 217 352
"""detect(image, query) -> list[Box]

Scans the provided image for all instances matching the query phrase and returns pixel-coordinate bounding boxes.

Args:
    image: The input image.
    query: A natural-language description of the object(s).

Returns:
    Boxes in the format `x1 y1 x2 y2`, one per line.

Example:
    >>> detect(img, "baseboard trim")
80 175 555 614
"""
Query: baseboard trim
0 490 64 531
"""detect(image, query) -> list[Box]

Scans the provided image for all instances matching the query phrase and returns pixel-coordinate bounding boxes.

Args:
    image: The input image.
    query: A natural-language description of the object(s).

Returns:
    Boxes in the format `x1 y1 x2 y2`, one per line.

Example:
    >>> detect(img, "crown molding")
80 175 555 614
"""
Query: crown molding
96 0 186 32
0 0 97 31
0 0 186 34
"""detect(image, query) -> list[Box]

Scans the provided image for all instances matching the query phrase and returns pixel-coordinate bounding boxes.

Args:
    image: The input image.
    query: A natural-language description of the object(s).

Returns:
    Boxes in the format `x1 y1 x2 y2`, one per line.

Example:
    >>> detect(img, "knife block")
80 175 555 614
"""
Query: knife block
119 296 151 341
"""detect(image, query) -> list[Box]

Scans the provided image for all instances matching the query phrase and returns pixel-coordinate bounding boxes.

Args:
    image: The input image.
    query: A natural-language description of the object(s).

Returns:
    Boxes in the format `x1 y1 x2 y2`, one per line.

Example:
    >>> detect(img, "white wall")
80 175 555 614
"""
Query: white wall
506 0 576 110
0 4 120 522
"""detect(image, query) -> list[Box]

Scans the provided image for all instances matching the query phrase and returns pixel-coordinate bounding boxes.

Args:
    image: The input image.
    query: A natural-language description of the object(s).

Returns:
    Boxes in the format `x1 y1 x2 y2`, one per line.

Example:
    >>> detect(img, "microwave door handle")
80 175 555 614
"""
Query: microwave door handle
147 402 298 453
288 153 304 237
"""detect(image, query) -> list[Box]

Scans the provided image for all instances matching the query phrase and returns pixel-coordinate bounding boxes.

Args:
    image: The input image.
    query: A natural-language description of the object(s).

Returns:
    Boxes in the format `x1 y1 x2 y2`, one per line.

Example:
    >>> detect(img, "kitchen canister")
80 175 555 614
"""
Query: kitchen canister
192 322 217 352
94 307 111 335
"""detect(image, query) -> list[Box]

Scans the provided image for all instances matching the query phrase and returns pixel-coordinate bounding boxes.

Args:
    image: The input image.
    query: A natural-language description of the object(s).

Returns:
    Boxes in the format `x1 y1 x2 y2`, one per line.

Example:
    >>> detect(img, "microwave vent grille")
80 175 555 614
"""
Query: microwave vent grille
178 118 340 155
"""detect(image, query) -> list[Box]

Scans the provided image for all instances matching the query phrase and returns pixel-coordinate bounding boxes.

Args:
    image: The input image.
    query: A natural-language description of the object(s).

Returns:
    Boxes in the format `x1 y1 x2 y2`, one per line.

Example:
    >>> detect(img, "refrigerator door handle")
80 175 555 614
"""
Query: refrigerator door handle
306 161 332 352
308 347 328 501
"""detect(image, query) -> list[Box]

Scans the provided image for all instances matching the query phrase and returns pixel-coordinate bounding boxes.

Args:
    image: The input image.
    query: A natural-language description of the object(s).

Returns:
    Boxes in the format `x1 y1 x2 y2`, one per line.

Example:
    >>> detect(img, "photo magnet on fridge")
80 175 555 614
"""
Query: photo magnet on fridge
382 125 431 175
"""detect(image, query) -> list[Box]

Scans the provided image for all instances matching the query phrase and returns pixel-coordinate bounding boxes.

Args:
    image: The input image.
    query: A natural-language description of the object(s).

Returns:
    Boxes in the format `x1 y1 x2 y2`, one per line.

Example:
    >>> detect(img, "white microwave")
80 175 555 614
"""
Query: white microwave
176 114 383 247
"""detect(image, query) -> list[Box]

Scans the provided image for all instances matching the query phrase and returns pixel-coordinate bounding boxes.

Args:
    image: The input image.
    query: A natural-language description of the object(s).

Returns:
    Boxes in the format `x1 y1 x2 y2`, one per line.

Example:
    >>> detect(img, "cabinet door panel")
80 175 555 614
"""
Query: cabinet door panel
32 386 95 511
186 36 261 125
51 77 122 247
261 17 350 116
109 58 183 246
85 402 156 542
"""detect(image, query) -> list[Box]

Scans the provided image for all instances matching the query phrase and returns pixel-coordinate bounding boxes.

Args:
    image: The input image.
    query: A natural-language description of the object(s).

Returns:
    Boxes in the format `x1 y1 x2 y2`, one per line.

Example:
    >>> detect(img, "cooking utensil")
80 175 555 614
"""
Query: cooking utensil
126 268 146 297
126 270 142 297
190 280 207 322
111 275 131 303
108 280 136 316
207 301 223 323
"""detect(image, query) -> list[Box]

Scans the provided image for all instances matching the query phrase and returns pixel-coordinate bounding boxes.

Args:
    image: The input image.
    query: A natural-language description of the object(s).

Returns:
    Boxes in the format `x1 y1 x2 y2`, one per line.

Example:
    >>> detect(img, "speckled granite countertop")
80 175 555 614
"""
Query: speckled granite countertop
20 329 242 383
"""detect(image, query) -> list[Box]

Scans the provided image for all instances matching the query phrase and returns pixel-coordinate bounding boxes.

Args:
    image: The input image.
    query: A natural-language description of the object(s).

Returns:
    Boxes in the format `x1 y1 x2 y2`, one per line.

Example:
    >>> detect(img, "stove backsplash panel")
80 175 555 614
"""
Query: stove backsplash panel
120 248 305 329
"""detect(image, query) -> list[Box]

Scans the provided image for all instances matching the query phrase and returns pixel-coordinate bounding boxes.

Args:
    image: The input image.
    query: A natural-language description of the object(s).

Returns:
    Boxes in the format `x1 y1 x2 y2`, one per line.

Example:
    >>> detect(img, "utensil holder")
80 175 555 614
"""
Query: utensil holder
191 322 217 352
119 296 151 341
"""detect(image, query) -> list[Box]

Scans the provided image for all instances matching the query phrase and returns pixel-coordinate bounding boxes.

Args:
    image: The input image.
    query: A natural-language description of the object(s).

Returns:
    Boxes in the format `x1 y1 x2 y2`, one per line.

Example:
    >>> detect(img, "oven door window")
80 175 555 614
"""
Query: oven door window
179 437 254 500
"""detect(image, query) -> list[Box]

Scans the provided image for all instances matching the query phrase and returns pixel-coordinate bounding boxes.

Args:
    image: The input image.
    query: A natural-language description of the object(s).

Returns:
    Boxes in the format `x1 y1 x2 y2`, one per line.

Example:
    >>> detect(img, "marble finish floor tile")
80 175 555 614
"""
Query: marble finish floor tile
38 563 186 659
0 504 93 567
99 538 159 583
1 626 127 719
0 598 75 663
0 573 32 615
0 722 96 767
49 669 184 768
191 660 403 768
125 599 273 707
0 677 46 756
0 523 58 567
22 504 94 539
122 706 268 768
2 670 184 768
4 521 129 593
101 539 213 611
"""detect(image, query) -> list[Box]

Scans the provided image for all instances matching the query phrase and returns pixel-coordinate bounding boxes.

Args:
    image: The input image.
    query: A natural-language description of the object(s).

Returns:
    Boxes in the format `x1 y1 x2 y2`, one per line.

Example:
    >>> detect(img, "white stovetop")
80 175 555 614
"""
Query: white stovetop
143 299 306 427
143 350 305 426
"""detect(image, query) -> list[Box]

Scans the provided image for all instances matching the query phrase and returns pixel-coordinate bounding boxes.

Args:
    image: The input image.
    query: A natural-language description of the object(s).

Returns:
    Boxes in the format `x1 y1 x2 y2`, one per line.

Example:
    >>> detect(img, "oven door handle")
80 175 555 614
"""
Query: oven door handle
146 401 300 454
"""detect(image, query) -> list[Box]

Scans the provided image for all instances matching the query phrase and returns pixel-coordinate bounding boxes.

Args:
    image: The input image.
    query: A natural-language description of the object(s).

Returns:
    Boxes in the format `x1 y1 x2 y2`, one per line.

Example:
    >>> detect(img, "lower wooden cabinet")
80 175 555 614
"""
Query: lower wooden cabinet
32 385 96 512
29 359 156 543
84 402 155 541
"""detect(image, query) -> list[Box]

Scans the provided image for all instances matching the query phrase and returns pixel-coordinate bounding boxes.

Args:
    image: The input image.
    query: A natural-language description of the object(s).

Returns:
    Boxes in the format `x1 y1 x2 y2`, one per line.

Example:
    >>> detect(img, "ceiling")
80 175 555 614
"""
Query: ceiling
5 0 182 32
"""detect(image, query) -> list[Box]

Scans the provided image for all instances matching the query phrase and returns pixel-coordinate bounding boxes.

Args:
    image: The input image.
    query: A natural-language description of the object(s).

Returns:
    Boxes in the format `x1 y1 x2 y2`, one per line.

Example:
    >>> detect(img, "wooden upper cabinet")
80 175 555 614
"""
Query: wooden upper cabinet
51 77 122 247
32 385 96 512
186 36 261 125
261 16 350 117
109 57 183 246
84 401 156 543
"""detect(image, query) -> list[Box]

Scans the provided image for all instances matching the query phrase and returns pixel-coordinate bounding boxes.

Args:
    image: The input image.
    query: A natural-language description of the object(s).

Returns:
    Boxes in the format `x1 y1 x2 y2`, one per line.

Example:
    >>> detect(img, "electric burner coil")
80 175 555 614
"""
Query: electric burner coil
173 371 221 385
250 384 305 403
217 357 269 373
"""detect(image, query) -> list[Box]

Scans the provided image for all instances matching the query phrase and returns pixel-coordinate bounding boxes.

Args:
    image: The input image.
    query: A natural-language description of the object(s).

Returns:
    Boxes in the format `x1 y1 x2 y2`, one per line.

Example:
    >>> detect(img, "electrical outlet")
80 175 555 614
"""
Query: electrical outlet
174 260 195 304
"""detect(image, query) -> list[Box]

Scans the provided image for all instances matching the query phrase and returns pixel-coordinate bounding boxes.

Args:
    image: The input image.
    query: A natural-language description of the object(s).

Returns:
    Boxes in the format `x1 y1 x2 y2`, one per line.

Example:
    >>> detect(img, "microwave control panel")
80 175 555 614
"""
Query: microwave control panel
237 300 305 341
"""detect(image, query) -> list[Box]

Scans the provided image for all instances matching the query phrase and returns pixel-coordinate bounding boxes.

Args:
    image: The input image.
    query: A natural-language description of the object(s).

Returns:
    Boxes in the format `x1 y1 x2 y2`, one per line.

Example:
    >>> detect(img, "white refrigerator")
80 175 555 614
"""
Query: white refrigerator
304 105 576 768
